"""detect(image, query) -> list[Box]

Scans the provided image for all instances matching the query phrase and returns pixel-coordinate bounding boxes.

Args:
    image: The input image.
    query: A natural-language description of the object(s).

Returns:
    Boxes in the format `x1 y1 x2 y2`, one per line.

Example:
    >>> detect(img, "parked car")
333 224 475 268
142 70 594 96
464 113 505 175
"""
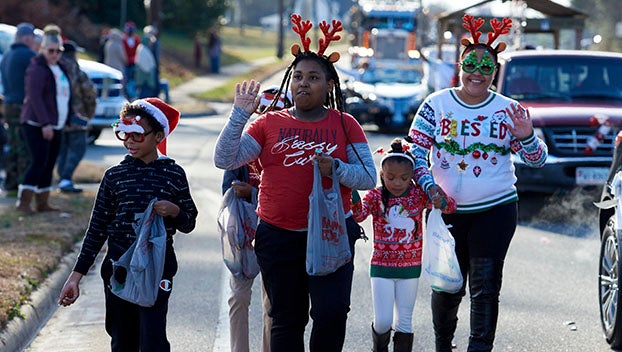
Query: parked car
595 131 622 349
493 49 622 193
0 23 126 143
343 59 429 129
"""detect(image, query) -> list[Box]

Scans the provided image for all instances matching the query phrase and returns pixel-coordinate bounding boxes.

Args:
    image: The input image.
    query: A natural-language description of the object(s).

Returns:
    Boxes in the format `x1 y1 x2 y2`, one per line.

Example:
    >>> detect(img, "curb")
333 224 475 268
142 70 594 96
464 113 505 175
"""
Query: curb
0 249 78 352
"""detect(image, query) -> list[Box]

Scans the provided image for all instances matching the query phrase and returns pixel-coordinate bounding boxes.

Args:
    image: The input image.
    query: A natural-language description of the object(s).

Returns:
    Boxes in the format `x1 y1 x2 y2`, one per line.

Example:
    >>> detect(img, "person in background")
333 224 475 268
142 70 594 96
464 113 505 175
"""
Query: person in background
98 26 110 63
222 86 291 352
134 34 158 99
0 22 36 195
143 25 161 98
122 21 140 99
406 15 548 351
206 28 222 74
194 35 202 68
58 98 198 352
104 28 127 73
214 14 377 351
18 29 72 213
56 40 97 193
352 138 455 352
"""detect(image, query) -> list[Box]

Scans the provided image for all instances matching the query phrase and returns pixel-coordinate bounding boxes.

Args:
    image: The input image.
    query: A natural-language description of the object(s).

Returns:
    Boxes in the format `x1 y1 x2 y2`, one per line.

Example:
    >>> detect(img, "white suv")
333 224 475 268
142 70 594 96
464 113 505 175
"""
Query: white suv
0 23 127 143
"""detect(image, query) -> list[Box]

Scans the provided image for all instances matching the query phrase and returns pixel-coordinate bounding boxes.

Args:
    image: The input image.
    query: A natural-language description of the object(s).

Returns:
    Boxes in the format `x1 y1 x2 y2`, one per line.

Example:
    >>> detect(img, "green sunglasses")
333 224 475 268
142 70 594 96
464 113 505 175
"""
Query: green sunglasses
461 51 496 75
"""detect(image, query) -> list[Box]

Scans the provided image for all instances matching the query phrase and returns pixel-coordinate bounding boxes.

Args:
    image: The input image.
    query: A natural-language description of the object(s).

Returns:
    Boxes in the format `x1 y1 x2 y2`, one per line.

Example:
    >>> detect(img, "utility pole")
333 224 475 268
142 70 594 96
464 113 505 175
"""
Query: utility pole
120 0 127 28
277 0 285 58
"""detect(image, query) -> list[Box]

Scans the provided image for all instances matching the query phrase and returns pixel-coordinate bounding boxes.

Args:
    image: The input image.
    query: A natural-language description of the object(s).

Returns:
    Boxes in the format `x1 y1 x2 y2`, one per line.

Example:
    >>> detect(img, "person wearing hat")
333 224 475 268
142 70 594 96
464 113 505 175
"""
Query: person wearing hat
56 40 97 193
0 22 37 195
58 97 198 351
18 29 71 213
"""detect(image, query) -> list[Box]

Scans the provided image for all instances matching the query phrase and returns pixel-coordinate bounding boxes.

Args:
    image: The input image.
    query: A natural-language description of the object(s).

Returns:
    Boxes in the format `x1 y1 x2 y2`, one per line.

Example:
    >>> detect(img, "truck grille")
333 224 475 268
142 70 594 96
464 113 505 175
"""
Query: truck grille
89 77 123 98
548 126 616 156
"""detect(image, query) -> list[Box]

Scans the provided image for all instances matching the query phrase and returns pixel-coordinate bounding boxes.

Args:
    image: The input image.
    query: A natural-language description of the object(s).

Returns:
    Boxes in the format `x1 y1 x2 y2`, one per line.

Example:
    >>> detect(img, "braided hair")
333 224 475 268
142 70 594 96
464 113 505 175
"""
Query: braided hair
268 51 345 113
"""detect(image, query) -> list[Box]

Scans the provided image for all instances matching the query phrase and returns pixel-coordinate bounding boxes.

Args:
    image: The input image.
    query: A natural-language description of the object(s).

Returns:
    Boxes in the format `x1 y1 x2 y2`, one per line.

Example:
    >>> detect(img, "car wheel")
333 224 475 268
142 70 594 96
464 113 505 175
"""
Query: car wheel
599 215 622 349
87 128 102 145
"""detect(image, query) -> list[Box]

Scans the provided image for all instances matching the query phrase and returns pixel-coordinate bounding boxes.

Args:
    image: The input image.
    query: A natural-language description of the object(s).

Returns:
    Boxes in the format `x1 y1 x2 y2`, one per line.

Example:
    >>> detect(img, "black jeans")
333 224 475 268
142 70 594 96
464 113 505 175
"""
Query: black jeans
21 123 61 189
255 217 360 352
104 281 172 352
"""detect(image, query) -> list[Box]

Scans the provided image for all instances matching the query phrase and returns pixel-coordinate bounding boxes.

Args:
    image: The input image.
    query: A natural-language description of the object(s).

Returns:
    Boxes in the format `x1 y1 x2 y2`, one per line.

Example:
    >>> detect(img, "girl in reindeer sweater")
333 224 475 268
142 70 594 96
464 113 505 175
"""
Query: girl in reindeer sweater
352 138 455 352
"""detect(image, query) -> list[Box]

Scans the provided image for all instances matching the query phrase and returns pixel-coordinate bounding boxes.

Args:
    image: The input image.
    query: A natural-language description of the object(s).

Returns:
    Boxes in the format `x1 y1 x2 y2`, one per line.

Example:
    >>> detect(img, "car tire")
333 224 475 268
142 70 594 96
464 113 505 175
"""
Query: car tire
87 128 102 145
599 215 622 349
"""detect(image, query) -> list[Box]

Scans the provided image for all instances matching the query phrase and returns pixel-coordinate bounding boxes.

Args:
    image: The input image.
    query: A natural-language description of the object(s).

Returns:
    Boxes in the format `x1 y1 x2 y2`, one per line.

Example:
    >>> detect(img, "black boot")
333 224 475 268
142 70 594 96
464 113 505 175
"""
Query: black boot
431 289 464 352
468 257 504 352
393 331 414 352
372 324 391 352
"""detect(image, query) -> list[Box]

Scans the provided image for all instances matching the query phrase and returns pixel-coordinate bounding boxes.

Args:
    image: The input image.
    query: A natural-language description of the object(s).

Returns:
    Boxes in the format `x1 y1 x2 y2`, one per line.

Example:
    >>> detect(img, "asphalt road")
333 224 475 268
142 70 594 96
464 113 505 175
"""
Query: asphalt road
24 104 613 351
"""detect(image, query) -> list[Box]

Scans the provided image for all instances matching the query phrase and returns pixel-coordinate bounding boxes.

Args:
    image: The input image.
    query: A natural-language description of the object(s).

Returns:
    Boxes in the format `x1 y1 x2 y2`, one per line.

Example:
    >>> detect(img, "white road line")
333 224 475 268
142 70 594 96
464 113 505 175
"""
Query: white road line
212 258 231 351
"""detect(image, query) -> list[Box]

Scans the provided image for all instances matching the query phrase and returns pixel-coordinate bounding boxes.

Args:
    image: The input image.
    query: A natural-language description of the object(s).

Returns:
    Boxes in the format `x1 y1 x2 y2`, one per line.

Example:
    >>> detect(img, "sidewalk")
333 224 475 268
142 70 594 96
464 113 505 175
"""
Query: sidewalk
168 56 281 117
0 56 280 352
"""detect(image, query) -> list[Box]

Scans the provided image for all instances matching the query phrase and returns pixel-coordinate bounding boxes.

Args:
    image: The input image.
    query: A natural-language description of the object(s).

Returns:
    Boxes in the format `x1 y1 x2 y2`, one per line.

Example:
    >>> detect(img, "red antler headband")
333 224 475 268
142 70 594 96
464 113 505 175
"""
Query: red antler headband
290 13 342 63
461 14 512 53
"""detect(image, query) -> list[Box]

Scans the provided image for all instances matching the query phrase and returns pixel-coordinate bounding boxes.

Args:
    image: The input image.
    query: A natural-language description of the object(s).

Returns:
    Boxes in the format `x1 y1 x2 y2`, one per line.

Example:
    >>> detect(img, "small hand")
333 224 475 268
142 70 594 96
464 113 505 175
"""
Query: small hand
153 200 180 218
234 80 261 116
504 103 533 139
42 125 54 141
427 184 449 209
58 271 83 307
315 153 335 177
232 180 253 198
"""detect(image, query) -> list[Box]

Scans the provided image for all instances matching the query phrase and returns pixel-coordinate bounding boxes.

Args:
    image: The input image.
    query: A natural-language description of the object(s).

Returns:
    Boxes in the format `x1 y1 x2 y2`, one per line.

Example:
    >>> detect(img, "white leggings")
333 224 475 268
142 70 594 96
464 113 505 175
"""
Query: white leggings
371 277 419 334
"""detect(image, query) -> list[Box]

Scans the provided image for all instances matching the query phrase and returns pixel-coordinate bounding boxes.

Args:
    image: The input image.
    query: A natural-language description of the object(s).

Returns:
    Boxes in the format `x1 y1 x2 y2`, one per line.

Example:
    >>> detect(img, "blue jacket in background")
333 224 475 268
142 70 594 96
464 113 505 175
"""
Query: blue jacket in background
0 42 36 104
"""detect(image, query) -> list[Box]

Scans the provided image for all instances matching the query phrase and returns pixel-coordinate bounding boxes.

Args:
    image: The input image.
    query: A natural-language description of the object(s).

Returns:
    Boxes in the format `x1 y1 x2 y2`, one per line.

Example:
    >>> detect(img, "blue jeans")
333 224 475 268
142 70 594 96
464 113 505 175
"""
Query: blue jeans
254 217 360 352
57 130 87 182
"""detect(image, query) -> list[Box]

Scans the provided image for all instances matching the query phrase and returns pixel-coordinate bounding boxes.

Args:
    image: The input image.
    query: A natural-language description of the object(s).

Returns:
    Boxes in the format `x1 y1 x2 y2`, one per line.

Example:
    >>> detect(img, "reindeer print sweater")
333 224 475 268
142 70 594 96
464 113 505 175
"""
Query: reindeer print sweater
353 183 456 278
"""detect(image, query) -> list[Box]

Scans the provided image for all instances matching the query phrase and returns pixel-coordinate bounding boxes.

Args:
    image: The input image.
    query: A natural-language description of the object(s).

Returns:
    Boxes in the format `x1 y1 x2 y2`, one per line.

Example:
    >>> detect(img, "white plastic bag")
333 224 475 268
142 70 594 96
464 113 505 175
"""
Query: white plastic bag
421 208 463 293
217 187 260 280
110 198 166 307
306 160 351 276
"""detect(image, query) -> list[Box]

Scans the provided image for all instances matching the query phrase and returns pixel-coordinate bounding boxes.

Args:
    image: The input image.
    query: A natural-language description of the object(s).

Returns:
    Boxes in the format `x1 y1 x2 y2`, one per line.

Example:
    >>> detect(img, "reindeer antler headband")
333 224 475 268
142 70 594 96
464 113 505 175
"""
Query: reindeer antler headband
290 13 342 63
461 14 512 53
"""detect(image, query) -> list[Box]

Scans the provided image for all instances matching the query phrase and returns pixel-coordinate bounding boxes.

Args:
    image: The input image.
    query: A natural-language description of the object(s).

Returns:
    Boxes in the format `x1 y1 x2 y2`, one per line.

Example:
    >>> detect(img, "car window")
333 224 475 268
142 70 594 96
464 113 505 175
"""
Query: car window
360 67 422 84
503 56 622 101
0 30 14 55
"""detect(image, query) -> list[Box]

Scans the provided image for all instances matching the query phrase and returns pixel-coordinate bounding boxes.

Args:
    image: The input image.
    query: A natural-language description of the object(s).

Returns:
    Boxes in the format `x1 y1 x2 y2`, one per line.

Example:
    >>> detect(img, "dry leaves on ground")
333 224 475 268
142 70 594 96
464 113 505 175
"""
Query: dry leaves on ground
0 161 105 329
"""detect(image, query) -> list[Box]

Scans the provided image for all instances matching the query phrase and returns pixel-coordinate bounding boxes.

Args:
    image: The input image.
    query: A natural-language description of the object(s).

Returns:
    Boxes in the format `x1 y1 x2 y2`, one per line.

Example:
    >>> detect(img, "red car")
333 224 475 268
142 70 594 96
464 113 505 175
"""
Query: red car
493 49 622 193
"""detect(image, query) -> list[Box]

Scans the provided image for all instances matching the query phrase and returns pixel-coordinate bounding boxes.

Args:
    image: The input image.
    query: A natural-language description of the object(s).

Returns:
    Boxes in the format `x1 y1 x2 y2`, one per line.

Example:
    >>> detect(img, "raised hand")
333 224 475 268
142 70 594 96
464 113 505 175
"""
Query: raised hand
504 103 534 140
234 80 262 115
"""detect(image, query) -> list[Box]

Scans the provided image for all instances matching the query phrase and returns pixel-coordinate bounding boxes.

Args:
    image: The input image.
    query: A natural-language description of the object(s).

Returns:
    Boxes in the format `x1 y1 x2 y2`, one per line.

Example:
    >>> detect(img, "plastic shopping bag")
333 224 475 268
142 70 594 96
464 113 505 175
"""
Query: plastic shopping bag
421 208 463 293
306 160 352 276
217 187 260 280
110 198 166 307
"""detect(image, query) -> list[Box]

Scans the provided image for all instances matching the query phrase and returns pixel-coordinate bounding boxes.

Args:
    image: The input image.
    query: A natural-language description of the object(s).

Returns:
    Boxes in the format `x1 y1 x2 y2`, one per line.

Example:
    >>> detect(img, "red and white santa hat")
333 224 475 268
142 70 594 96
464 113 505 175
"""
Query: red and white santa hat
257 86 292 113
113 97 180 155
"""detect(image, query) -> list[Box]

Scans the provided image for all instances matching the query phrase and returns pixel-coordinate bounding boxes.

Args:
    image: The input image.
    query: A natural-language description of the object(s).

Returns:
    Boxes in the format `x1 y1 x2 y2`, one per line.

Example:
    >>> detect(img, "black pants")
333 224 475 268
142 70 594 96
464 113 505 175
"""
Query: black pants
255 217 360 352
21 123 61 189
443 201 517 275
104 281 173 352
433 202 517 351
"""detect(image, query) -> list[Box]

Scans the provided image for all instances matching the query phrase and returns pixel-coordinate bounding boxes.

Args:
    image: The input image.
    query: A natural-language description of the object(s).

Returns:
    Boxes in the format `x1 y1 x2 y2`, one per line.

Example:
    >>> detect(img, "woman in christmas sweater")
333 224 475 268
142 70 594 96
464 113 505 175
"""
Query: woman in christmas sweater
406 15 548 352
353 138 456 352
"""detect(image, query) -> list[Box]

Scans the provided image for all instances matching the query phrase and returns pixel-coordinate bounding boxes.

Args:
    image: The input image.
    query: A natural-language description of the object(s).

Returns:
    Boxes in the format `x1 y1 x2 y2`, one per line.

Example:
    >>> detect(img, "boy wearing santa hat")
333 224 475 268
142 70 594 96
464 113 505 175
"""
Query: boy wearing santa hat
58 98 198 351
